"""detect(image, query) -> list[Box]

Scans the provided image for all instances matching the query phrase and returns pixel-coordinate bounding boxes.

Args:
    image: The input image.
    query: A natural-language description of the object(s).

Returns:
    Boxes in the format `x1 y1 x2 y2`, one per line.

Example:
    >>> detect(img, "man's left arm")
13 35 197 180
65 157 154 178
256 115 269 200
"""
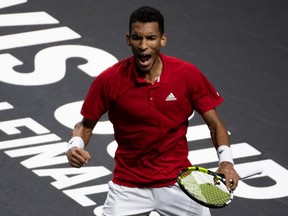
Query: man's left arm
201 109 239 190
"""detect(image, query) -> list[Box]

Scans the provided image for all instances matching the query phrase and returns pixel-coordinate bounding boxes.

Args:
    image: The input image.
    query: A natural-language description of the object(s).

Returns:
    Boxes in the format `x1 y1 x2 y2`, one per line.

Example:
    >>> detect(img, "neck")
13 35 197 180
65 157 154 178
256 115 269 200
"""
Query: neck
144 56 163 84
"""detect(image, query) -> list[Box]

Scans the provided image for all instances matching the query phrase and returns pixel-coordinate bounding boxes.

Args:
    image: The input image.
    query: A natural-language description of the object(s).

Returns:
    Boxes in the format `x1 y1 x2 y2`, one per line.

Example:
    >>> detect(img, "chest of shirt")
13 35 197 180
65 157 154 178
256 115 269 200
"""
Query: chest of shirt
109 81 193 126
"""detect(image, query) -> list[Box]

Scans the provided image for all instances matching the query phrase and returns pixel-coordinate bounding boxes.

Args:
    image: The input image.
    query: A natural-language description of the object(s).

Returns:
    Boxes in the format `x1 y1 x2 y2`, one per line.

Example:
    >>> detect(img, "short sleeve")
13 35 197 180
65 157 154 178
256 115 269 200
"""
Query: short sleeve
188 66 224 114
81 71 111 121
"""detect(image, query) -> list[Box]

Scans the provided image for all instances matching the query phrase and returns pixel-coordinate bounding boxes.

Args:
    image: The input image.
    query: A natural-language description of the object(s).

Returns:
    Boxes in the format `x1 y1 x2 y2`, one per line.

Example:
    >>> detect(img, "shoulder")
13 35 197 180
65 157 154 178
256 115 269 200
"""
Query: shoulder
89 56 133 92
161 54 200 72
161 53 203 80
99 57 132 78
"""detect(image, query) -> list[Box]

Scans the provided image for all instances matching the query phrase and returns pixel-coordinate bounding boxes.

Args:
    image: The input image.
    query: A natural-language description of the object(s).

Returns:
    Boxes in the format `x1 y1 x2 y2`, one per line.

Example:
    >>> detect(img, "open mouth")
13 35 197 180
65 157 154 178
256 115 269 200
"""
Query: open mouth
137 54 152 65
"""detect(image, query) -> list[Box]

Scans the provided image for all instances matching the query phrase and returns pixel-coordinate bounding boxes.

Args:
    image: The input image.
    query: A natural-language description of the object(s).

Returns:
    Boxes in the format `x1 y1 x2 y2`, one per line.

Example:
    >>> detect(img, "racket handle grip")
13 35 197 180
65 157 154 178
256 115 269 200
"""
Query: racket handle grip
239 167 263 179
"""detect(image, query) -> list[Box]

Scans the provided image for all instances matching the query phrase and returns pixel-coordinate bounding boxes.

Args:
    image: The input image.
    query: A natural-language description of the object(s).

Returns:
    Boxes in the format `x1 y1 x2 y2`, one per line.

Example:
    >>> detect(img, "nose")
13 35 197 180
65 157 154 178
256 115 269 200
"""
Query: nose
139 38 148 50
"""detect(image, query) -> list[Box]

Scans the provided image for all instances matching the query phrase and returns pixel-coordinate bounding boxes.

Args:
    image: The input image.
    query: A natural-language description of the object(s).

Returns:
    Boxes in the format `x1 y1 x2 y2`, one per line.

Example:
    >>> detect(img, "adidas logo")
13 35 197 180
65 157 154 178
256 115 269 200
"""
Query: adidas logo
165 93 177 101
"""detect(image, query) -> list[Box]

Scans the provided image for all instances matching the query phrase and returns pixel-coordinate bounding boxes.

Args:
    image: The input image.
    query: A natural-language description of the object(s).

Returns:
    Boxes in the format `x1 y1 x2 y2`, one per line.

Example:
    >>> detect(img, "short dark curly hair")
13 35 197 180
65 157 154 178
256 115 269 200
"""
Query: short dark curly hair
129 6 164 35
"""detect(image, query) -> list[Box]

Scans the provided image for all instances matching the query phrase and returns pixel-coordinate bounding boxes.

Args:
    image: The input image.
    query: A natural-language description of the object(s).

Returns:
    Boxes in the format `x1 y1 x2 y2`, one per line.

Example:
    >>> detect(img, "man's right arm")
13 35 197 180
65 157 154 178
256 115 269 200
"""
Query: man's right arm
66 118 97 168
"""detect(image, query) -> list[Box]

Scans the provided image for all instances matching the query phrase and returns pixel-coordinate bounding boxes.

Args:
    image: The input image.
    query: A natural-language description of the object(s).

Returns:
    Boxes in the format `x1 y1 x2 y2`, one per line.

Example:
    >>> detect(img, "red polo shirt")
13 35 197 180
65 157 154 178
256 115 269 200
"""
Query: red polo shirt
81 53 223 187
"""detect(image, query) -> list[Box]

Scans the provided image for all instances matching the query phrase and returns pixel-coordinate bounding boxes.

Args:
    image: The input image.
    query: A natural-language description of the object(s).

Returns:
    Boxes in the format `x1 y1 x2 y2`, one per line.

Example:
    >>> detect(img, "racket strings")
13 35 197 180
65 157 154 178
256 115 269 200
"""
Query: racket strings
179 171 231 206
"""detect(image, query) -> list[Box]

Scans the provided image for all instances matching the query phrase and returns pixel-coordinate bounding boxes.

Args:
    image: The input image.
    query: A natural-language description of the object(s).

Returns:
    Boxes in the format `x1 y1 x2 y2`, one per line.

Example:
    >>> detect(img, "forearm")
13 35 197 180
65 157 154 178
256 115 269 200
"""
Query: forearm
202 109 233 164
210 121 230 149
202 109 239 189
66 118 95 167
213 126 236 166
71 121 94 147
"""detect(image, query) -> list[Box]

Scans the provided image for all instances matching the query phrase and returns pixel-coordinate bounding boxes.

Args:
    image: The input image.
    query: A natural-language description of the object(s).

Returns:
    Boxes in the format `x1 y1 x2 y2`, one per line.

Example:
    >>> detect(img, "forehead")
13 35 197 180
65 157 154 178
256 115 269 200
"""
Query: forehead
130 21 161 35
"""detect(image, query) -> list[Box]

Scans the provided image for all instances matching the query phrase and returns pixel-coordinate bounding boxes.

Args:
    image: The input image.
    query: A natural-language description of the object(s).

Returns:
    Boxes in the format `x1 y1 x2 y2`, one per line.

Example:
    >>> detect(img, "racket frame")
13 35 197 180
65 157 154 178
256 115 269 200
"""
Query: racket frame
177 166 233 208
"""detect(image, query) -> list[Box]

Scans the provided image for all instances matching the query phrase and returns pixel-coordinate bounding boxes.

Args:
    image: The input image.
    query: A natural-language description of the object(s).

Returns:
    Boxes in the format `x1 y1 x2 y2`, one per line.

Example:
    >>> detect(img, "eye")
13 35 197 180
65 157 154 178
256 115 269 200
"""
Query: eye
131 35 141 40
146 36 157 41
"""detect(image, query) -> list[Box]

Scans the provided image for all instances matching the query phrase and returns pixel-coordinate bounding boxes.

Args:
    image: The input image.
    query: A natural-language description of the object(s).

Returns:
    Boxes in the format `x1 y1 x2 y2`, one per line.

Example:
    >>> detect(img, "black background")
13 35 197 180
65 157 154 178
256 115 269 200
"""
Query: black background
1 0 288 215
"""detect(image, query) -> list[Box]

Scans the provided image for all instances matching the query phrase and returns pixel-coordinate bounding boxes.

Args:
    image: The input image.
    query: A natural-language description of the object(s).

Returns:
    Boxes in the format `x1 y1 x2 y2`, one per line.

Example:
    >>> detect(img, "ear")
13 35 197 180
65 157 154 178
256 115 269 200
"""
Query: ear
161 34 167 47
126 33 131 46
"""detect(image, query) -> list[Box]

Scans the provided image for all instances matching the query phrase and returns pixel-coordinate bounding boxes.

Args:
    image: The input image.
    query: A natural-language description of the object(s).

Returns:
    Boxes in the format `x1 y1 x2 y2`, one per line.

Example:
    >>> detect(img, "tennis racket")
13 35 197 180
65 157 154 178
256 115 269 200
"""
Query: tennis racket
177 166 263 208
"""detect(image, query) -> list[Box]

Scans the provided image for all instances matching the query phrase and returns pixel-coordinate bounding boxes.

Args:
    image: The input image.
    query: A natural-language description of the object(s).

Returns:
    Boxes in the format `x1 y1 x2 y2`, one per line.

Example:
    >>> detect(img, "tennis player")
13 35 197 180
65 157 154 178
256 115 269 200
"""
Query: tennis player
66 6 239 216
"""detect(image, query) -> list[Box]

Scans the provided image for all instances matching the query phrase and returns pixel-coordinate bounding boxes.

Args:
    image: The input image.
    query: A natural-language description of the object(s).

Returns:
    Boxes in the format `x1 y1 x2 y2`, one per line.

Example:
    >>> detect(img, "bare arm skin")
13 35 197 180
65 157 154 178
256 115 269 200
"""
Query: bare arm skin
66 118 97 168
201 109 239 190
